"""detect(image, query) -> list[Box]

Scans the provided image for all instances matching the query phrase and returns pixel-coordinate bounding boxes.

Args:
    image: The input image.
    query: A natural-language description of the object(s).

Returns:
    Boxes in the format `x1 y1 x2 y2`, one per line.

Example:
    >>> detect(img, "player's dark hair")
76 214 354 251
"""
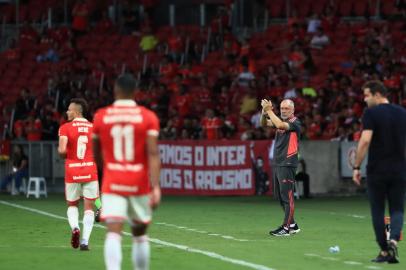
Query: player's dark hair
70 98 88 116
362 80 388 96
115 74 136 96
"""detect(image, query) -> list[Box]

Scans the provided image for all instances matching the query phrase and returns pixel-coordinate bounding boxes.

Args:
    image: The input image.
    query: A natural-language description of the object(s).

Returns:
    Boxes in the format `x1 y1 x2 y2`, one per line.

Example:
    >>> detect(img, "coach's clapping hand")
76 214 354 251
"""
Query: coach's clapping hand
261 99 273 112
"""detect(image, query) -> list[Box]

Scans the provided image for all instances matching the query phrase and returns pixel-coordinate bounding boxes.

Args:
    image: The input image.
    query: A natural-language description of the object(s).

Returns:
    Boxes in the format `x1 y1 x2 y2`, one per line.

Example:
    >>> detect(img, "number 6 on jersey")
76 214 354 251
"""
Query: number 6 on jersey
77 135 88 159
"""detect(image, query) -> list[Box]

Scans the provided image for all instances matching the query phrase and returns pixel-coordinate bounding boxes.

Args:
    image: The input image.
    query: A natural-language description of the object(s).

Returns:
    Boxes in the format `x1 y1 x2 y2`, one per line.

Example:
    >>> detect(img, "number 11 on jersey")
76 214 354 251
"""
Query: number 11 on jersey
110 125 135 162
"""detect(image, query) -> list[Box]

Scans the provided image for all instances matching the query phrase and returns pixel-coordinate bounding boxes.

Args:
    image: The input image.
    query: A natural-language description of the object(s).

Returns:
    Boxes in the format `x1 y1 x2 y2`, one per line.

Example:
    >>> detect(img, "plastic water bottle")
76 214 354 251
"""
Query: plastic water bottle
329 246 340 253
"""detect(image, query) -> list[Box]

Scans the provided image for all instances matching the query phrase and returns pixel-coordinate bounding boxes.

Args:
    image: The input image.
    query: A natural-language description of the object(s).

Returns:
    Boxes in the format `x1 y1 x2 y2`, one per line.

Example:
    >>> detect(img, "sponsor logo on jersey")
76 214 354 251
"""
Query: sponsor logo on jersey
73 174 92 180
110 184 139 192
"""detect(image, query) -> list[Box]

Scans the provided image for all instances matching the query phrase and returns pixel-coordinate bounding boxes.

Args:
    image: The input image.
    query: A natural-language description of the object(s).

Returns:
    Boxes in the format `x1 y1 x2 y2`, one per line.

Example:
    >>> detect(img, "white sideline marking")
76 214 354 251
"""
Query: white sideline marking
304 253 319 257
155 222 250 242
344 261 363 265
304 253 382 270
304 254 338 261
328 211 406 225
0 200 276 270
320 257 339 261
365 266 382 270
328 212 366 219
0 245 138 249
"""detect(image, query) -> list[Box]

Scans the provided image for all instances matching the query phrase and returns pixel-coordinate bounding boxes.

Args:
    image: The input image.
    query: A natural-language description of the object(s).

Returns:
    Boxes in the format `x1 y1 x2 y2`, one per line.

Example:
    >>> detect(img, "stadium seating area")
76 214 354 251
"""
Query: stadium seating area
0 0 405 141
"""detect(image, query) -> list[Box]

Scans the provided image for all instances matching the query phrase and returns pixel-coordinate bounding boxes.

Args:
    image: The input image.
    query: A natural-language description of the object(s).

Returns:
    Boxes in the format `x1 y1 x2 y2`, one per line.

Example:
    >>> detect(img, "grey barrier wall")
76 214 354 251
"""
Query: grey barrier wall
298 141 367 195
0 140 364 195
298 141 341 195
340 141 368 178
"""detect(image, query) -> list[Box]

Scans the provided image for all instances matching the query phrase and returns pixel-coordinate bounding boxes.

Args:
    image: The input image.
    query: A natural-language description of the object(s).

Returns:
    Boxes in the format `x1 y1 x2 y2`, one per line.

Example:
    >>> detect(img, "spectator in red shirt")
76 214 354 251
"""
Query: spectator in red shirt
321 6 338 33
170 84 193 118
223 39 240 60
168 28 184 62
323 113 339 139
59 40 76 61
289 44 306 72
3 39 20 61
160 56 179 83
286 23 306 43
25 114 42 141
167 74 182 94
306 114 323 139
134 87 148 105
72 0 89 35
20 22 39 42
217 85 230 112
267 78 284 99
193 78 213 114
94 12 114 34
91 60 106 82
201 109 222 140
13 120 26 140
350 122 362 142
210 6 229 34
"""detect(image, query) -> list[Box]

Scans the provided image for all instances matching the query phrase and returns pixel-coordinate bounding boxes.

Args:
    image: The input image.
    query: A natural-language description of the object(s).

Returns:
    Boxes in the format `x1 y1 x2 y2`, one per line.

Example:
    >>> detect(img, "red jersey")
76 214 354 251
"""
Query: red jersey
171 94 193 117
72 3 89 31
201 117 222 140
168 36 183 52
58 118 98 183
92 100 160 196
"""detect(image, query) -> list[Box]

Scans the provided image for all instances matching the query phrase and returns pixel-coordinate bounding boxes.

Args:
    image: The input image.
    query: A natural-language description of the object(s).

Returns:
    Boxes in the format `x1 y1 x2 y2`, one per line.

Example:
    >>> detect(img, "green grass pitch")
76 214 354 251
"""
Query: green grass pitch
0 194 404 270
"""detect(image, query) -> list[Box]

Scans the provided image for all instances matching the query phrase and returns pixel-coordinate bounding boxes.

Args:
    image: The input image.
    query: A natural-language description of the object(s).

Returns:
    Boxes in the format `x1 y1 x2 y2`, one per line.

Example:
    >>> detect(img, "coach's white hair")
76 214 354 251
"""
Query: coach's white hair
281 99 295 109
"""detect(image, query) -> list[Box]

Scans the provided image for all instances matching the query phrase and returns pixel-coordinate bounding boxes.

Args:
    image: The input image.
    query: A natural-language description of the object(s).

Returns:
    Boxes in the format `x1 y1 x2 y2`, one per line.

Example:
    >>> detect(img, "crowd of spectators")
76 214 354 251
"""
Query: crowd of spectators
1 0 405 142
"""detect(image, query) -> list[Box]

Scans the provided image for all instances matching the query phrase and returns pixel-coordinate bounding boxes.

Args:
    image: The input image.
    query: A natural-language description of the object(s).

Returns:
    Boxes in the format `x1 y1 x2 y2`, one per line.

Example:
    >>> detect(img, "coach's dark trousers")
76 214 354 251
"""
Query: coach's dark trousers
273 166 296 226
367 173 406 251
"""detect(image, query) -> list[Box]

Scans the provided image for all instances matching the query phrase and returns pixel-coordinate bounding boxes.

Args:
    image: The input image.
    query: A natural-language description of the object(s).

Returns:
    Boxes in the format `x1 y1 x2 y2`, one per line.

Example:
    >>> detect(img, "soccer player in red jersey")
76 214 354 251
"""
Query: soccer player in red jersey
58 98 99 251
92 74 161 270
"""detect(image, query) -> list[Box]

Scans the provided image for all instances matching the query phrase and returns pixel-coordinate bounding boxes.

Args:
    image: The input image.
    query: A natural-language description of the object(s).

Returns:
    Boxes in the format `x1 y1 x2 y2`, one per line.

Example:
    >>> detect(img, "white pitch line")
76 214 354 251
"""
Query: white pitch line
327 211 406 225
304 254 339 262
304 253 319 257
344 261 363 265
0 245 135 249
365 266 382 270
154 222 252 242
328 212 366 219
304 253 382 270
0 200 276 270
320 257 339 261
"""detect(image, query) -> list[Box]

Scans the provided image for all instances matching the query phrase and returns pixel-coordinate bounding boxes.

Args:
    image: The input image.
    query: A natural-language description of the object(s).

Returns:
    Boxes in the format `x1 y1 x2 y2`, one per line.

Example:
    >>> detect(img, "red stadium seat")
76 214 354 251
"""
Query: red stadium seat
380 0 398 16
294 0 312 18
265 0 287 18
312 0 326 15
338 1 353 17
1 4 16 23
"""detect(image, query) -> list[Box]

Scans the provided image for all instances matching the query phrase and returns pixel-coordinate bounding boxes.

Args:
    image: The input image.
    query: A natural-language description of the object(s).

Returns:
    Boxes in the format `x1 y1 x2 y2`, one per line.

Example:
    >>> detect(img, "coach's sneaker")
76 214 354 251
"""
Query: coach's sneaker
270 226 291 237
371 252 390 263
289 223 301 234
387 241 399 264
269 225 283 235
80 244 90 251
95 208 101 223
71 228 80 249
